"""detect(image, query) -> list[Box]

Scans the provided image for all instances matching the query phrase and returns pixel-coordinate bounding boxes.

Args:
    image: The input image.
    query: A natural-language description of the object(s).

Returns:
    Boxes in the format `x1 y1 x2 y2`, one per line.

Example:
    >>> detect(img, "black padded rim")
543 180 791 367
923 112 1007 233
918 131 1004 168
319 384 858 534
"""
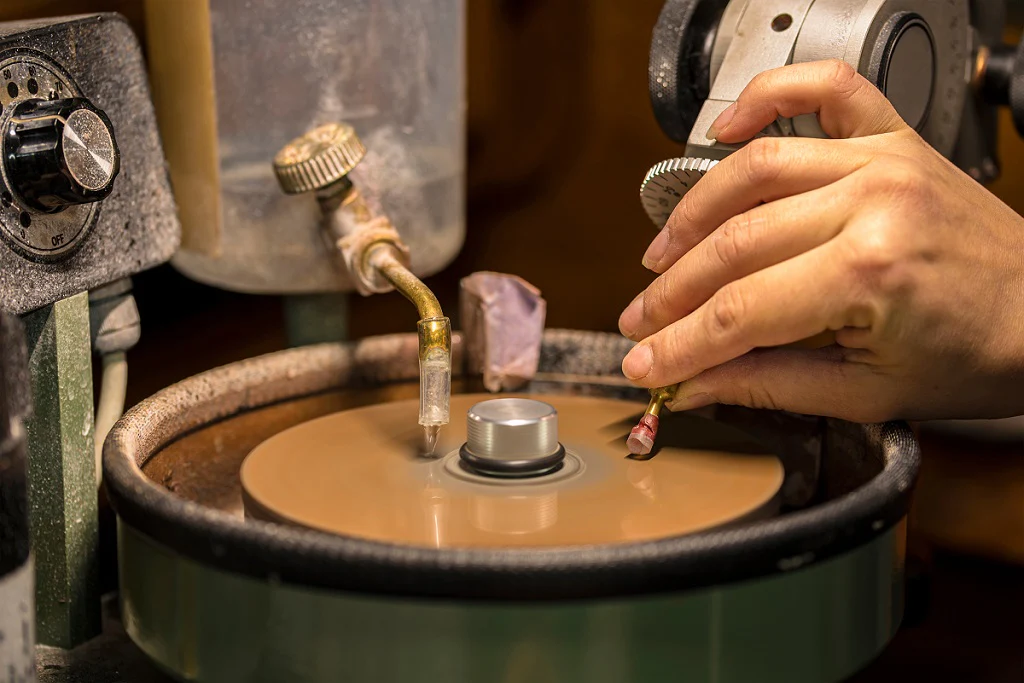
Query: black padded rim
104 334 919 602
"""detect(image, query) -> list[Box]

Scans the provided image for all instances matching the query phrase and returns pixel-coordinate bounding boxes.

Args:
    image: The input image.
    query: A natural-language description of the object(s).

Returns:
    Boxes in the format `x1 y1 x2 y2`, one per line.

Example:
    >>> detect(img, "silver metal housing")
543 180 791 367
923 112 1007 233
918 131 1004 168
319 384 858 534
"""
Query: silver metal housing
689 0 969 159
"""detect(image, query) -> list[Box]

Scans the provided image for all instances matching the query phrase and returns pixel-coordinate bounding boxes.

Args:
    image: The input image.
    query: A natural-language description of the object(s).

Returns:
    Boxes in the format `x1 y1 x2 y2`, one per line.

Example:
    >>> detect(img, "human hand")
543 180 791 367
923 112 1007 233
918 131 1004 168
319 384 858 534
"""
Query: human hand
619 60 1024 422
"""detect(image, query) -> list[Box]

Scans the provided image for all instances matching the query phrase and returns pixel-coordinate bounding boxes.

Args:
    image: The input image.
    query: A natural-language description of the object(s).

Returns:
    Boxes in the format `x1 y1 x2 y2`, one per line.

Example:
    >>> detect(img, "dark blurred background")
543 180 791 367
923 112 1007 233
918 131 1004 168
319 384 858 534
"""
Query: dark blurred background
2 1 1023 680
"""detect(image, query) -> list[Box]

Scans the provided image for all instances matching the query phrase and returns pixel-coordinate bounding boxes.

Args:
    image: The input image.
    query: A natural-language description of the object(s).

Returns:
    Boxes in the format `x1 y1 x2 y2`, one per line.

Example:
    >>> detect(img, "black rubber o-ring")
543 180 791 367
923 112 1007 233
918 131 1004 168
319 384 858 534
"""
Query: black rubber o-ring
459 443 566 478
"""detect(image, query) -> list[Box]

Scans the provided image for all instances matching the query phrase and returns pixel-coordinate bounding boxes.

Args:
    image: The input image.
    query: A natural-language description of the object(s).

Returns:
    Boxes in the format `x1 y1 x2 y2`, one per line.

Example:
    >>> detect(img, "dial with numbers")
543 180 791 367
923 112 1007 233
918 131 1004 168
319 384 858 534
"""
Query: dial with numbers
0 53 119 261
639 156 718 229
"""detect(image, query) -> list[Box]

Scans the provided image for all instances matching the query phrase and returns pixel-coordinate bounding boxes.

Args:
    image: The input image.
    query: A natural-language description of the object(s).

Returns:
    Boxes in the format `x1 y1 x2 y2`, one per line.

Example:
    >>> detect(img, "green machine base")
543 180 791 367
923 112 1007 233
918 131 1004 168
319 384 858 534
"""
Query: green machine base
118 522 904 683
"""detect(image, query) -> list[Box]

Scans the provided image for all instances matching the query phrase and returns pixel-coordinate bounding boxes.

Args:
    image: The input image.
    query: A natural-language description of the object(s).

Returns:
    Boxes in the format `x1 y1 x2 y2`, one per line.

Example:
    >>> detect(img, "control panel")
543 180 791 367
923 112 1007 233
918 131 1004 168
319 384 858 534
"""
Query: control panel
0 14 179 314
0 53 119 260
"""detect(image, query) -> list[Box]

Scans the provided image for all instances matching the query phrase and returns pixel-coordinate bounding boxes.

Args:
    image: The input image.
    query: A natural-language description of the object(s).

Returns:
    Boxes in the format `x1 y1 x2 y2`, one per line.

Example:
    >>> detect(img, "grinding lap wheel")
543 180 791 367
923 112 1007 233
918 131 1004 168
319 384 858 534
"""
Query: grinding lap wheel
240 394 785 548
103 331 920 683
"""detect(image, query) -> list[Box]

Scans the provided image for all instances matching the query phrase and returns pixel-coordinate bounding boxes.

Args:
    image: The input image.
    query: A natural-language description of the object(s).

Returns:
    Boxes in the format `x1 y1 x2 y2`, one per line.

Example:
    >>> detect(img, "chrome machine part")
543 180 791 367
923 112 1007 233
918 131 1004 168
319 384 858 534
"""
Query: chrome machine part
460 398 564 476
641 0 972 228
793 0 969 155
640 156 719 228
687 0 819 159
648 0 732 143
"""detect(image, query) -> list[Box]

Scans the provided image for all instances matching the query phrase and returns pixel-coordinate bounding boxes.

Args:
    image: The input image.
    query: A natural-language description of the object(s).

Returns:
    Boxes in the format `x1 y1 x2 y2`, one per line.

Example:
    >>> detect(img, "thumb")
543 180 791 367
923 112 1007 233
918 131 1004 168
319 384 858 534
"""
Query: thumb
711 59 909 143
666 347 897 423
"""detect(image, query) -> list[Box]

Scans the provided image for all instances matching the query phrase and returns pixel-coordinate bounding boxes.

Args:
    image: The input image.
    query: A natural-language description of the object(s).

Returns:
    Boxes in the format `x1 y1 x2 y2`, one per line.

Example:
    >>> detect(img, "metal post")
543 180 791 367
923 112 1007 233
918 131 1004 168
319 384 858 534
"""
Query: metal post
22 292 99 648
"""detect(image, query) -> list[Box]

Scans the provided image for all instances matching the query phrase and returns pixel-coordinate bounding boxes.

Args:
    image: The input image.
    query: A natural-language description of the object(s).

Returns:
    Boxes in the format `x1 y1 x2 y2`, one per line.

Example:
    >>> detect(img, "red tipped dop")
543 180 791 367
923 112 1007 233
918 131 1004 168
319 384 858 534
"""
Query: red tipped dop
626 413 659 456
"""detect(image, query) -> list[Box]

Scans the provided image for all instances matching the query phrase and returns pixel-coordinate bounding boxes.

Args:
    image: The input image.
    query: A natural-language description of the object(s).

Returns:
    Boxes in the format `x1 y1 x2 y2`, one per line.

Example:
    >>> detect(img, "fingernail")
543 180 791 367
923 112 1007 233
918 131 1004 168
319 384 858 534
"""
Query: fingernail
706 103 737 141
622 344 654 380
642 228 670 271
668 391 714 412
618 293 644 339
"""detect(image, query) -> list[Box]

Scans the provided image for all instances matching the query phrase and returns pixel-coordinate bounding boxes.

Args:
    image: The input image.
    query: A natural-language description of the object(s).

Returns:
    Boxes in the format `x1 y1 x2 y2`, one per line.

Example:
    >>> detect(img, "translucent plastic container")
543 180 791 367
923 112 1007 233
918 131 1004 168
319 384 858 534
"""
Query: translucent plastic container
145 0 465 293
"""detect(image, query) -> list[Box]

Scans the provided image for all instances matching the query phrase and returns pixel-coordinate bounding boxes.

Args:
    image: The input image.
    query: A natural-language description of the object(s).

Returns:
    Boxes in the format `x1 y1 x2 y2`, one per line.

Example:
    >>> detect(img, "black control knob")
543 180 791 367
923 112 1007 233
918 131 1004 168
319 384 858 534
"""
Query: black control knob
648 0 731 143
4 97 120 213
978 39 1024 138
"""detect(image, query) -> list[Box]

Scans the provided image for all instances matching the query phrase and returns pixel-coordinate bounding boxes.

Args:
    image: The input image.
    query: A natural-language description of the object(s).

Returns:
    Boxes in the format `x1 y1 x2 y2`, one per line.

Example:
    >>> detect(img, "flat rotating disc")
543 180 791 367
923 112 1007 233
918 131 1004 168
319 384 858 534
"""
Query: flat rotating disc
241 394 784 548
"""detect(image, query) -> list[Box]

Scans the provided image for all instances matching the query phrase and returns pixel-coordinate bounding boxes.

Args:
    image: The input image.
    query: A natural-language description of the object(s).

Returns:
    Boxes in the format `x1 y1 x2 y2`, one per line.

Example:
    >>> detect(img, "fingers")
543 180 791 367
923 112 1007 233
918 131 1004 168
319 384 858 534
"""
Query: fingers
643 137 872 273
622 242 859 387
709 60 908 145
663 347 896 423
621 176 857 341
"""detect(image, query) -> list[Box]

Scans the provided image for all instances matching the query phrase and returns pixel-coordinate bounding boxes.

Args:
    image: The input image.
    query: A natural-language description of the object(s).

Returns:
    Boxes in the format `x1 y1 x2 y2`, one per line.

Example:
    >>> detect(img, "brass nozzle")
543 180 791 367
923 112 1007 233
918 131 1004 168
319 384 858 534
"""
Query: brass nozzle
645 385 676 417
417 316 451 361
366 243 443 321
365 242 452 449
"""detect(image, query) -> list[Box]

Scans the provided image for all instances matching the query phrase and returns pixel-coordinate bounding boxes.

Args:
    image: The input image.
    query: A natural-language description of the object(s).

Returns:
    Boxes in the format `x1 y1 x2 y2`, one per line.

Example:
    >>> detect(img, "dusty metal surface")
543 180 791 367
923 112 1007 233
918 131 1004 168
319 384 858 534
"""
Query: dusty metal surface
0 14 179 314
22 293 99 648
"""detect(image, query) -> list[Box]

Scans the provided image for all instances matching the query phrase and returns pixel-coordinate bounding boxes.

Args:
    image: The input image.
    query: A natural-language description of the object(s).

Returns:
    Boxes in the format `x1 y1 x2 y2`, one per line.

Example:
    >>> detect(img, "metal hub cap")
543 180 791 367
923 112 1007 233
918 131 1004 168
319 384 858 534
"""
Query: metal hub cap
460 398 565 477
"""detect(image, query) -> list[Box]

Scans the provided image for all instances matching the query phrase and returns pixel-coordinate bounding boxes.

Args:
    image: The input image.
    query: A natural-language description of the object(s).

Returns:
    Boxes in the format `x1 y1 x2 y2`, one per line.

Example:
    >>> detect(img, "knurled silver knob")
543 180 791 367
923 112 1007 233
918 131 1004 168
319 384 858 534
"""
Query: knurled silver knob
639 156 718 228
461 398 564 477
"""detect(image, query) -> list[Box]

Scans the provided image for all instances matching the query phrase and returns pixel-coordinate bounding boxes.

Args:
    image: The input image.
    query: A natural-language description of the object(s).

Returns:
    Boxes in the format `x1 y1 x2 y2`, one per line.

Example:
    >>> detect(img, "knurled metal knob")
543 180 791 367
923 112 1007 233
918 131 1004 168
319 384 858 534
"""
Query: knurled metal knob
4 97 120 212
649 0 731 143
640 156 718 228
460 398 565 477
273 122 367 195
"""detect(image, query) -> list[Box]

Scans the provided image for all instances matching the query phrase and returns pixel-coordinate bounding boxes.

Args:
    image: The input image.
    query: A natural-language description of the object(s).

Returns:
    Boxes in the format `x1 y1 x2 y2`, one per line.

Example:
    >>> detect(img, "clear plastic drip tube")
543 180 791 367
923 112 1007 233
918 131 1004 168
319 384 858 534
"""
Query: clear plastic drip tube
418 316 452 453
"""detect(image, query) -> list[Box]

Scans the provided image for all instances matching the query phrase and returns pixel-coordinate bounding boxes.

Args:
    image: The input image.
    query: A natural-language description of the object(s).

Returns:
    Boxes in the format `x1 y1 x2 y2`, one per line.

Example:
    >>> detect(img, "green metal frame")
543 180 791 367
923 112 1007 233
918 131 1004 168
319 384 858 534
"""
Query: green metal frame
22 292 100 648
119 521 905 683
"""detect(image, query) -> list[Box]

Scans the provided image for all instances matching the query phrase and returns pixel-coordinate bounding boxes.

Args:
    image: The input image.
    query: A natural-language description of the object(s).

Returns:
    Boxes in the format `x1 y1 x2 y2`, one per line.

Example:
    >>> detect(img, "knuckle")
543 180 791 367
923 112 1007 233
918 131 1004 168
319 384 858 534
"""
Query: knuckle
710 213 756 269
708 286 747 338
825 59 862 98
842 235 916 312
744 383 781 412
666 195 703 247
642 279 671 323
748 68 773 93
652 332 692 381
845 227 899 283
742 137 785 185
673 193 702 230
881 162 931 204
854 160 932 211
